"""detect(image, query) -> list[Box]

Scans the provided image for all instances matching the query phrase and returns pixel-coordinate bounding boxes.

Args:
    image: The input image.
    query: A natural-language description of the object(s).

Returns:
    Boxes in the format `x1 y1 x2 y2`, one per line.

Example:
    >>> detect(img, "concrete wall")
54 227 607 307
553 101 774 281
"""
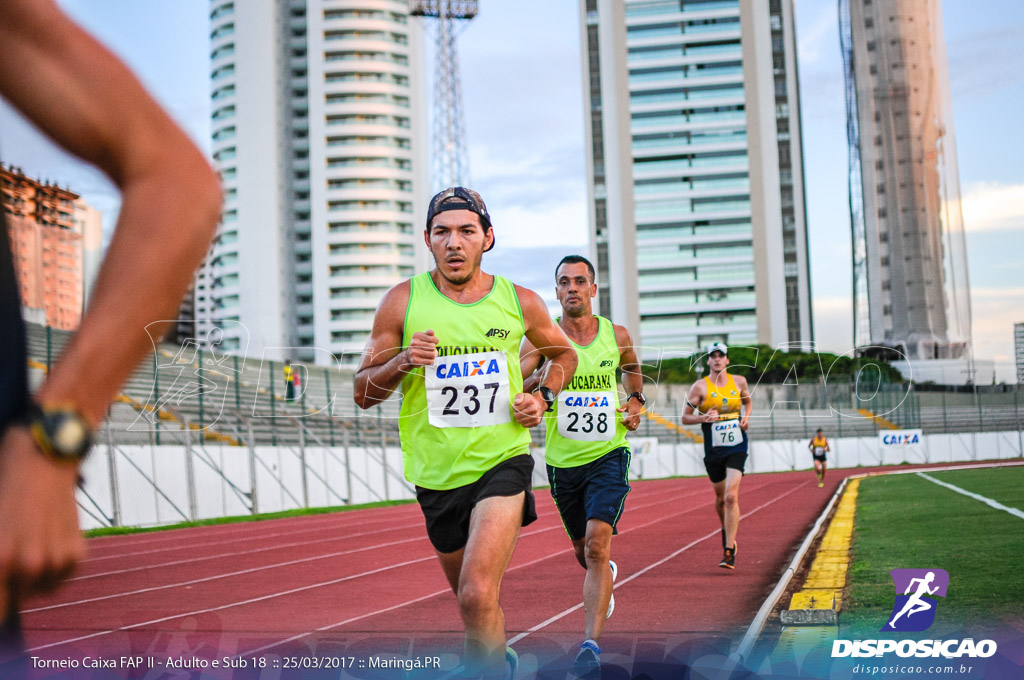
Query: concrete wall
77 430 1022 531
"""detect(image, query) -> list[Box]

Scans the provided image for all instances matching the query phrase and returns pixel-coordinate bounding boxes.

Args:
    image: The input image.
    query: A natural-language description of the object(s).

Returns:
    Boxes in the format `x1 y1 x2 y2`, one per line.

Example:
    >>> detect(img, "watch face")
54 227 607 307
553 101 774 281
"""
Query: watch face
53 415 88 453
44 410 92 460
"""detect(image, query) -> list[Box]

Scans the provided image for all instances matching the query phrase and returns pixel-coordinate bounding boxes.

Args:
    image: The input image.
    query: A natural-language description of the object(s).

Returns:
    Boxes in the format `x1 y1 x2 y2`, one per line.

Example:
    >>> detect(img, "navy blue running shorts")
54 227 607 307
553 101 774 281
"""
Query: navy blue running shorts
546 446 631 541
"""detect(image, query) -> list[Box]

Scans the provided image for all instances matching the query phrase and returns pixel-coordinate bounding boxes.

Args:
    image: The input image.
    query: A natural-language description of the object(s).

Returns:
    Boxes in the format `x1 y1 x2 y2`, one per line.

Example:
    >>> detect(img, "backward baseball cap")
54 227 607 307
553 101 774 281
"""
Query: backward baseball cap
425 186 495 252
706 341 728 356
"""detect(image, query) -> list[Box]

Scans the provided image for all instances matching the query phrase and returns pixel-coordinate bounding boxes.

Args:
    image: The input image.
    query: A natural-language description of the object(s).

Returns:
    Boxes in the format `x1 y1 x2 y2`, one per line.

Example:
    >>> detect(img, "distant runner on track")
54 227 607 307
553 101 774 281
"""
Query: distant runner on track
520 255 643 678
354 187 577 679
808 429 830 487
680 343 752 570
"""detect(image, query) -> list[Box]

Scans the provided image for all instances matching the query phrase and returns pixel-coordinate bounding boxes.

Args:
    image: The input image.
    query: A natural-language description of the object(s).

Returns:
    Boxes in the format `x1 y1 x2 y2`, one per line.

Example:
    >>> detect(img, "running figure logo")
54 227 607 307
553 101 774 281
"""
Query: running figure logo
882 568 949 632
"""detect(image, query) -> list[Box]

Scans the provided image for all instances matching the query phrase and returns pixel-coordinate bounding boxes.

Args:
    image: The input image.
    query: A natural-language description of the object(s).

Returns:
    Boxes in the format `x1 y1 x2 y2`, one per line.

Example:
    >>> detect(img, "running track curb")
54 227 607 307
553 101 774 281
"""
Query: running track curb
728 477 850 667
729 459 1024 671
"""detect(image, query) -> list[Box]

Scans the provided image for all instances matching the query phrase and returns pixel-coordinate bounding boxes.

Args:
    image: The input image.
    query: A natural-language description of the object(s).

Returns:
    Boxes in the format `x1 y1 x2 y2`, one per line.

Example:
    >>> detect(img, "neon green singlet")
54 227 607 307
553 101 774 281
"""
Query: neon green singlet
544 315 629 468
399 272 531 490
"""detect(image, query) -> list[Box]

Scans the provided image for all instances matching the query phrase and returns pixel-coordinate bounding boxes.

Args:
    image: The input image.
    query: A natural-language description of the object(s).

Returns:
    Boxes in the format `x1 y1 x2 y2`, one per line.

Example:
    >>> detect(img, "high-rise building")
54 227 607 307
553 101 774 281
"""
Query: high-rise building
1 164 96 331
1015 322 1024 385
74 200 103 310
579 0 813 357
198 0 429 364
841 0 971 361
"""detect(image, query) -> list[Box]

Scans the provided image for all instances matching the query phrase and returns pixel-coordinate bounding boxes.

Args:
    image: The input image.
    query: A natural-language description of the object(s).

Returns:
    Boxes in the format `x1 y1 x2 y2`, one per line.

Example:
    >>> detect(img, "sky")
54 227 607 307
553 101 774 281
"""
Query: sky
0 0 1020 381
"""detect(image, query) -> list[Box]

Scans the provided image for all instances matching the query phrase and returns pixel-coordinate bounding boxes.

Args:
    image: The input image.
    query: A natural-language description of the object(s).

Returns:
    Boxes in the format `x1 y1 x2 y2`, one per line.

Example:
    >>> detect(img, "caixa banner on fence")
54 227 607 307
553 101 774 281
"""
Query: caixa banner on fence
879 429 923 449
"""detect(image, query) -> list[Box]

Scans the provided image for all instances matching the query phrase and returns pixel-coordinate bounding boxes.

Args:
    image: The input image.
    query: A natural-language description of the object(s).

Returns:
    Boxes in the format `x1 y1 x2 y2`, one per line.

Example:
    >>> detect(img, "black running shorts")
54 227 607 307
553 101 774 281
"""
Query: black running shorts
415 454 537 554
703 450 748 484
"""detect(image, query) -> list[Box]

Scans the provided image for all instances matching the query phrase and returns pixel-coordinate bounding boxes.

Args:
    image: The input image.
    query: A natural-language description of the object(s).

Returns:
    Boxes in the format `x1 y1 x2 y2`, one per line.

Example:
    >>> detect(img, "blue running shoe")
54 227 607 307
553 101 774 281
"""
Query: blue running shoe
573 640 601 678
505 646 518 680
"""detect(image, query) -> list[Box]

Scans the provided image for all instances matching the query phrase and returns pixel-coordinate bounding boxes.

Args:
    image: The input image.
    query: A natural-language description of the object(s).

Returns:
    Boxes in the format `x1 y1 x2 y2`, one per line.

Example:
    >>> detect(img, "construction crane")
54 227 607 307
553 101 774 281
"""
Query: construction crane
409 1 478 191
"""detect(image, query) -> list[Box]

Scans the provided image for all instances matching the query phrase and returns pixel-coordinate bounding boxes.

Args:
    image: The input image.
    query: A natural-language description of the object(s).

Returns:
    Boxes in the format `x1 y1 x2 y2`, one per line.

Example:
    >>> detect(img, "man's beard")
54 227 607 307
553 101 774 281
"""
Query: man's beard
436 254 480 285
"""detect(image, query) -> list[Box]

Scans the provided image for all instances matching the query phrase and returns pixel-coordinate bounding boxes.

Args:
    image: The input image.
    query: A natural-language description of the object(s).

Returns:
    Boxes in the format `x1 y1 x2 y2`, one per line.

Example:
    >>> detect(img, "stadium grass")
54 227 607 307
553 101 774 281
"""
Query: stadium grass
929 465 1024 513
85 499 415 537
842 466 1024 637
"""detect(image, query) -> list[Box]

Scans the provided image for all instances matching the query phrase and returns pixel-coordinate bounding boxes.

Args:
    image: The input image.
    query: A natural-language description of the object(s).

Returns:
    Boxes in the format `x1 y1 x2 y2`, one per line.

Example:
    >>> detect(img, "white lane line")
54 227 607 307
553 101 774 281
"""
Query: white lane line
85 506 422 553
30 478 764 652
238 542 613 658
70 522 424 582
52 485 695 609
26 556 436 653
243 477 796 656
507 478 811 645
24 535 429 613
83 513 420 562
81 482 678 563
917 472 1024 520
76 484 694 580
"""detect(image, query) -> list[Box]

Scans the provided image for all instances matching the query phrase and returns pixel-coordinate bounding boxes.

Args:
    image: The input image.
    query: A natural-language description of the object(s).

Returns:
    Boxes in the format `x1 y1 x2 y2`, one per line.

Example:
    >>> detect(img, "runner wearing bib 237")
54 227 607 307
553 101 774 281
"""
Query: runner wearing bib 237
355 188 577 679
681 342 752 570
520 255 643 679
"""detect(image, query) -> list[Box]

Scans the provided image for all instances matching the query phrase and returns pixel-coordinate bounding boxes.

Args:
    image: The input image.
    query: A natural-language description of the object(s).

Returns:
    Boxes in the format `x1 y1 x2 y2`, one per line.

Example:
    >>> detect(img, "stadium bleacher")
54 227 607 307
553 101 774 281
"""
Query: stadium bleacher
23 322 1022 449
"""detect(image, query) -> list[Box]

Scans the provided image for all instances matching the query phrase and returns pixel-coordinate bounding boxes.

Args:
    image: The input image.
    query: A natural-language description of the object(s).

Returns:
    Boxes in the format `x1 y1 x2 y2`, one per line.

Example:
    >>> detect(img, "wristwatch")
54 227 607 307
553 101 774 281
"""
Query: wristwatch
627 391 647 406
535 386 556 412
22 401 94 464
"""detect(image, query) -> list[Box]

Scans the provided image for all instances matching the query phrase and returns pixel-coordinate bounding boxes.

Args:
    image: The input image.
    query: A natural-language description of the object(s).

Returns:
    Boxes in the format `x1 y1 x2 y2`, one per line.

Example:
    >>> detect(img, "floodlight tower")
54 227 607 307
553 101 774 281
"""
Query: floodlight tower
410 1 478 191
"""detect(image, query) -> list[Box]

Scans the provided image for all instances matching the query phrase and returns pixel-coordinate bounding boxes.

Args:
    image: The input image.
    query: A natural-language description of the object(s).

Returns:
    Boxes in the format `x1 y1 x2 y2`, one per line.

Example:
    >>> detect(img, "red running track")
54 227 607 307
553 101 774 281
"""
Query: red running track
19 467 879 674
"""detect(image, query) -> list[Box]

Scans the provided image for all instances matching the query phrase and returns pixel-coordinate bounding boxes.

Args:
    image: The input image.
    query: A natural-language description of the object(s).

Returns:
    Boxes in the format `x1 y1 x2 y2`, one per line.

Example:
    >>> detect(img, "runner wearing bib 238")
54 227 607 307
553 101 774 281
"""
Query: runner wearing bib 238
681 342 752 570
520 255 643 679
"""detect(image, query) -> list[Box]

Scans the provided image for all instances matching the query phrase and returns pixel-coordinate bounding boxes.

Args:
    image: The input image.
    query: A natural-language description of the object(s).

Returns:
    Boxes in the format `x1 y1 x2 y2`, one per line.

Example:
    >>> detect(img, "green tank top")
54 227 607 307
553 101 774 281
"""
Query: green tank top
399 272 531 490
544 315 629 468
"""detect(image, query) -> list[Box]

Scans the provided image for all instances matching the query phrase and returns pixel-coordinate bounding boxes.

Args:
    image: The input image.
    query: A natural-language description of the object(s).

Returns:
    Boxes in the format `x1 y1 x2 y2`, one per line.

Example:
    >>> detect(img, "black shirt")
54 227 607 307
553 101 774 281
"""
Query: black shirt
0 207 29 432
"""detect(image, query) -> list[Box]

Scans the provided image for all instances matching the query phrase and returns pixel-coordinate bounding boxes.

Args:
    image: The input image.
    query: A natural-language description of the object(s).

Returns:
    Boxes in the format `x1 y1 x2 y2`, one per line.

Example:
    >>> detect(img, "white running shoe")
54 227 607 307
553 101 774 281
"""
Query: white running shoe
606 560 618 619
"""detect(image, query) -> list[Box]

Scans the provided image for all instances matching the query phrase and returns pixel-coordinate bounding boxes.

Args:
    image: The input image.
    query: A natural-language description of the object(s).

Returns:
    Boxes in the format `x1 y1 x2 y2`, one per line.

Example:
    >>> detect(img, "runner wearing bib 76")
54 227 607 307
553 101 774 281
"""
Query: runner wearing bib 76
520 255 643 678
680 342 752 570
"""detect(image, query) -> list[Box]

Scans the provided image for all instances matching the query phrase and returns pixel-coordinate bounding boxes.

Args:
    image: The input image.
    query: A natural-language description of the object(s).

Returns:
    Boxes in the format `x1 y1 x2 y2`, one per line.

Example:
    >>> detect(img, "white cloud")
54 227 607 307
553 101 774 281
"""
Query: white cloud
969 287 1024 383
960 182 1024 233
811 296 854 355
809 288 1021 382
795 0 838 64
489 201 588 250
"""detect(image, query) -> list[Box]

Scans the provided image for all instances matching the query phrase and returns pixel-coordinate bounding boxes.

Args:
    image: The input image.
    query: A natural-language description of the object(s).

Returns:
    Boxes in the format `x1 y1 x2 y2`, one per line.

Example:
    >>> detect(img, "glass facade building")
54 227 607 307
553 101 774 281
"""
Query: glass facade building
841 0 971 361
581 0 812 357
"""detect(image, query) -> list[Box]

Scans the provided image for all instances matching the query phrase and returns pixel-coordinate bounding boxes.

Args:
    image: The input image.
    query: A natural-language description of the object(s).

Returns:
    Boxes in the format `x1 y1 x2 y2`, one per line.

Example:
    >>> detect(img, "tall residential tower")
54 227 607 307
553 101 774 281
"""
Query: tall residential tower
580 0 813 357
199 0 429 363
841 0 971 361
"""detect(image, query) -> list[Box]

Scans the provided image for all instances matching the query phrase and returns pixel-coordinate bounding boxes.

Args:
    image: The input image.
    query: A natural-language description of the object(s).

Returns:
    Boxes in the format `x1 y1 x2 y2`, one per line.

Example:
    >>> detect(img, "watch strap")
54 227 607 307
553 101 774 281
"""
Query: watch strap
536 386 555 412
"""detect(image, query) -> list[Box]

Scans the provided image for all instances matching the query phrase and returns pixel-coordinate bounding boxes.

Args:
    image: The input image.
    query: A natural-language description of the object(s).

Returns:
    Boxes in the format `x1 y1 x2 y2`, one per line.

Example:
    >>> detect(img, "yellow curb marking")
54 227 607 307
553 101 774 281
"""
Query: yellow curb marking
787 478 861 613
